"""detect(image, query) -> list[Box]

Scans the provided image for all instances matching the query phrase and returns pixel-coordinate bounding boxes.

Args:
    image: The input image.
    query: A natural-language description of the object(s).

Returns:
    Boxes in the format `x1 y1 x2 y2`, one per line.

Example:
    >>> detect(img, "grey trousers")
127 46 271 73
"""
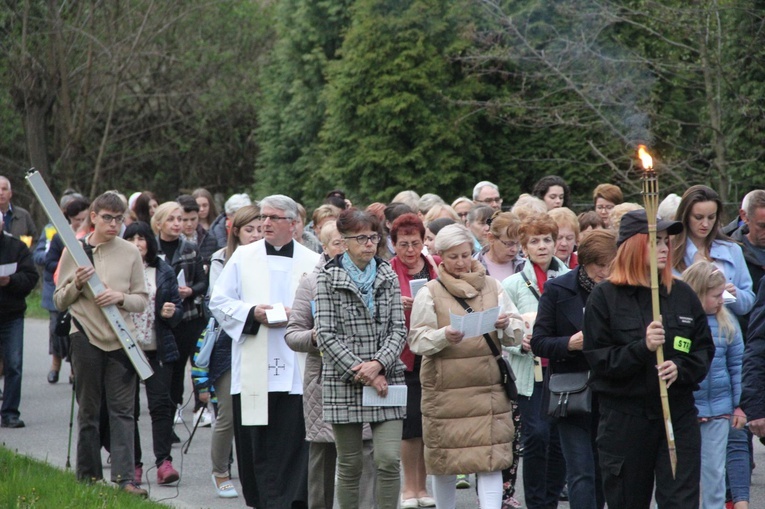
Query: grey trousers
71 332 136 484
211 369 234 477
308 439 377 509
333 420 403 509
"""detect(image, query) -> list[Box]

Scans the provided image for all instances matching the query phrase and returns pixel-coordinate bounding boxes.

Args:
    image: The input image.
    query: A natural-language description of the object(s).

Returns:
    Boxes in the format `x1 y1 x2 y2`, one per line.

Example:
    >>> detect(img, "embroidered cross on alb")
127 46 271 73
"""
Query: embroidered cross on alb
269 357 286 376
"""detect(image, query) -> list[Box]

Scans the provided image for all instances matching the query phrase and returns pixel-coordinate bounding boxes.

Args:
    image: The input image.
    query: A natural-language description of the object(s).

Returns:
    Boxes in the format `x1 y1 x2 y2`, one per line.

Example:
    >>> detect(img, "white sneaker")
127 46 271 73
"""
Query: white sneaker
174 407 184 424
194 407 213 427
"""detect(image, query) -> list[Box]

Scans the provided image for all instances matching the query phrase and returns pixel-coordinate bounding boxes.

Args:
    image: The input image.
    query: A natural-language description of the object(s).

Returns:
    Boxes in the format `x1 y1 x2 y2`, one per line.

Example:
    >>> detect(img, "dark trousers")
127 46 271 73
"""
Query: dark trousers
140 353 175 466
0 317 23 422
71 332 136 484
597 405 701 509
232 392 309 509
170 317 205 411
517 380 567 509
557 410 604 509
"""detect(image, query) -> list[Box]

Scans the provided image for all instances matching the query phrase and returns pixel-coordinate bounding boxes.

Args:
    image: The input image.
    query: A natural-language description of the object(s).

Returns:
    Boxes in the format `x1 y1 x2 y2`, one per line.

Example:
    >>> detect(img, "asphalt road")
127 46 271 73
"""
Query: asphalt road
2 318 763 508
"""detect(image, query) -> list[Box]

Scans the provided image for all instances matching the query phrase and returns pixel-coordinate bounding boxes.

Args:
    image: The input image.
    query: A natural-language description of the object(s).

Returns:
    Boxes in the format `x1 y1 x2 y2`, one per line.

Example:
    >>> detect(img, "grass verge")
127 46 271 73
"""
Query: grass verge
25 288 49 321
0 447 168 508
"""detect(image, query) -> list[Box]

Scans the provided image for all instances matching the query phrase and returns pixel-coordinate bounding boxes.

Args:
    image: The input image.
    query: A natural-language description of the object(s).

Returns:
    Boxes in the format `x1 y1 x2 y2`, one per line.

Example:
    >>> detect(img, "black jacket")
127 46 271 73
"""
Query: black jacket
583 280 714 418
531 267 590 374
154 258 184 363
158 237 208 321
742 281 765 421
0 232 39 320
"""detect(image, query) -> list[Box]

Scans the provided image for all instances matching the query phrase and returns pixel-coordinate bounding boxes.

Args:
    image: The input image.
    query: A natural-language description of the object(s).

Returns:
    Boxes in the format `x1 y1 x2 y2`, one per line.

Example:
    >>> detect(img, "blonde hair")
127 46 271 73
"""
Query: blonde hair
681 261 736 342
423 203 460 226
609 202 643 233
151 202 183 235
548 207 580 240
511 194 547 221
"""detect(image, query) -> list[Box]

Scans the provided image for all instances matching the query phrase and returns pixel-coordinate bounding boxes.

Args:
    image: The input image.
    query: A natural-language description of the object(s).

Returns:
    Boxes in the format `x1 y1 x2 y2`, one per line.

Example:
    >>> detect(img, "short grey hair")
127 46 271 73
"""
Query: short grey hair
259 194 298 220
418 193 445 214
472 181 499 201
435 224 475 254
745 190 765 220
657 193 681 221
224 193 252 216
391 190 420 211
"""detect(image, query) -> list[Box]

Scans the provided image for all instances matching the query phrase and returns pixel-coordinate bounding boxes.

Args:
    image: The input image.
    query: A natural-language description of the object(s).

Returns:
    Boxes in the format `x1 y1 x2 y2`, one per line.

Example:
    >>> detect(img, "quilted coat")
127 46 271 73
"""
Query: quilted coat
285 262 373 442
502 256 569 396
408 260 523 475
694 314 743 418
315 255 407 424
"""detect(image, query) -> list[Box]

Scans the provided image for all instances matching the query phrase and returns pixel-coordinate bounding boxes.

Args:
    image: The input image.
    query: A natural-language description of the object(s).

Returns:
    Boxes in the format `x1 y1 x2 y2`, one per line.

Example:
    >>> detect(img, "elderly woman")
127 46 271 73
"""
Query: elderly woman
548 207 580 269
286 220 376 509
389 213 440 508
315 209 407 509
502 213 569 508
451 197 473 225
475 211 523 281
409 224 522 509
532 175 572 211
583 209 714 507
531 229 617 509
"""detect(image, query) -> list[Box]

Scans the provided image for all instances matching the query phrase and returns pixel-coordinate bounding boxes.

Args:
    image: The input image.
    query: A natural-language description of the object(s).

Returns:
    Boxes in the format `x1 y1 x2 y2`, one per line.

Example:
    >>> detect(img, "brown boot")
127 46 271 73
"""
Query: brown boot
121 482 148 498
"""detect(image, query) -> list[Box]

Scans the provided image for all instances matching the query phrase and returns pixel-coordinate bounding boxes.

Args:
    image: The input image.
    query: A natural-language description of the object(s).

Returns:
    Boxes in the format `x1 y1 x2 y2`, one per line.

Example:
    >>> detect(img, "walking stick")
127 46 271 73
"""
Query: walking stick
638 145 678 478
183 405 207 454
66 379 76 469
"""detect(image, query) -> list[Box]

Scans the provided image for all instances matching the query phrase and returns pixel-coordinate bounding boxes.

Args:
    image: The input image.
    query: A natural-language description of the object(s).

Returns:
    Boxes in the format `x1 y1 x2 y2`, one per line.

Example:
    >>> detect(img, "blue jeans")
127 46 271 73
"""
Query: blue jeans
726 424 751 503
517 380 566 509
557 412 604 509
700 418 728 508
0 317 24 421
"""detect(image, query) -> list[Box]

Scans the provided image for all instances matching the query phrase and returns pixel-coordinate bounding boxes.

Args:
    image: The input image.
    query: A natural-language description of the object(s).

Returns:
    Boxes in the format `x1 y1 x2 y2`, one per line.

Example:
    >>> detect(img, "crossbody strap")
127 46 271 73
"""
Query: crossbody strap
520 272 541 301
437 279 502 359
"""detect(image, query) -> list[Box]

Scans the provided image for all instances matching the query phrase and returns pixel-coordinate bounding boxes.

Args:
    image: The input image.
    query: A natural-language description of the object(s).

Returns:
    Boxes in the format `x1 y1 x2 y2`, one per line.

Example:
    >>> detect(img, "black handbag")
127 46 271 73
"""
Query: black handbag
54 310 72 336
438 280 518 400
547 371 592 418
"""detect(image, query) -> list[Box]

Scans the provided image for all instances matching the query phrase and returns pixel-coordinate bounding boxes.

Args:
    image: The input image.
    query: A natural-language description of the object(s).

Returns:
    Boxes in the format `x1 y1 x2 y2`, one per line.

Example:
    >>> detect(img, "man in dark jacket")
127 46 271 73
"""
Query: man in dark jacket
0 176 37 240
0 214 39 428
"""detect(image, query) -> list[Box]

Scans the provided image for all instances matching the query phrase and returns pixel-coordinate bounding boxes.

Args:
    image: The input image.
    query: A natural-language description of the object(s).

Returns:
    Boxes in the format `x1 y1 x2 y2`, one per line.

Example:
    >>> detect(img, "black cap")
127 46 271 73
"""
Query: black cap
617 209 683 247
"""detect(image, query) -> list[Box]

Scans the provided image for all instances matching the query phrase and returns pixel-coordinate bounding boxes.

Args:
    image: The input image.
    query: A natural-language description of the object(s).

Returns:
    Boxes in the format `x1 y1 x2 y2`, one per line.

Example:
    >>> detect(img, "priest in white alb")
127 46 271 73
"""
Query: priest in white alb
210 195 320 509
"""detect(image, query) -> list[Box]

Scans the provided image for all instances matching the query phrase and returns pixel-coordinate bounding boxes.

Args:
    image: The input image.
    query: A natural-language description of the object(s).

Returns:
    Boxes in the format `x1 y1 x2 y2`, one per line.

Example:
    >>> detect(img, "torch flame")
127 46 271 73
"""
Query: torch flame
638 145 653 171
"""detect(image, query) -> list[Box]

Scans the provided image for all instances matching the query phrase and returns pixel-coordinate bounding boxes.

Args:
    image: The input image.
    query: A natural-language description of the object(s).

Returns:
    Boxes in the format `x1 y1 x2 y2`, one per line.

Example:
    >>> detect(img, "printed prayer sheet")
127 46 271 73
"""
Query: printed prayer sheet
449 306 500 337
176 270 186 288
409 278 427 298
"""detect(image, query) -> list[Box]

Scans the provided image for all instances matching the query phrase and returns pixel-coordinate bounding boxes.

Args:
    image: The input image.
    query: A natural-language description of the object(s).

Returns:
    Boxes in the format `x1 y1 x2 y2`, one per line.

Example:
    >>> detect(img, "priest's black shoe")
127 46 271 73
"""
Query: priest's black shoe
1 417 25 428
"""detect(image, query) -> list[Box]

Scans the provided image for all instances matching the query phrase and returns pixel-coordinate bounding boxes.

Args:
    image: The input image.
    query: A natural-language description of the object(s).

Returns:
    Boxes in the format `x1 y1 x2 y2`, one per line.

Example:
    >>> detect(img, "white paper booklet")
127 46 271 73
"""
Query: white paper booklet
362 385 408 407
176 270 186 288
449 306 500 337
0 263 17 277
265 302 288 324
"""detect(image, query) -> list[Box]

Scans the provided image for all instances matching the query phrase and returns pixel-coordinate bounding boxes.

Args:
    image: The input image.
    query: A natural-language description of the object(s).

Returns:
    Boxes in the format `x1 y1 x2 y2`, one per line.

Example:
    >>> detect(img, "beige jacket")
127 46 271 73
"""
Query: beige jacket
54 235 148 352
408 260 522 475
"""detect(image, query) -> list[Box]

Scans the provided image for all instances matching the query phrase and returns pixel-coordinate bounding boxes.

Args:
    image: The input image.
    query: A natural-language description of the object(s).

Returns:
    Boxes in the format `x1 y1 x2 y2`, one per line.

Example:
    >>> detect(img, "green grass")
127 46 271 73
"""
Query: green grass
25 288 49 321
0 447 168 508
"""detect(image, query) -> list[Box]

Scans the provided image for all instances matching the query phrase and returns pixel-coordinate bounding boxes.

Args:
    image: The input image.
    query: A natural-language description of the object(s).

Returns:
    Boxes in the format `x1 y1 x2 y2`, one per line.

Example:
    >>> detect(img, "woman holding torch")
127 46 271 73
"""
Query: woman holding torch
582 209 714 508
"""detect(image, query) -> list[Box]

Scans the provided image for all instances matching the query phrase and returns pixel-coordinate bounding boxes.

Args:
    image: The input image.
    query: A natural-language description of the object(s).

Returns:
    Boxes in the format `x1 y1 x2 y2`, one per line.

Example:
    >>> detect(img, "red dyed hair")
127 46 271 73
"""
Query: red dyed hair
390 213 425 243
609 233 674 292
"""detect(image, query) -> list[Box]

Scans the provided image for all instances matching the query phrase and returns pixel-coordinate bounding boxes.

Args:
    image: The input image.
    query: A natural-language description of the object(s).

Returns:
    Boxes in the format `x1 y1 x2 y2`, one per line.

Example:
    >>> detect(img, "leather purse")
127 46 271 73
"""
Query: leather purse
547 371 591 418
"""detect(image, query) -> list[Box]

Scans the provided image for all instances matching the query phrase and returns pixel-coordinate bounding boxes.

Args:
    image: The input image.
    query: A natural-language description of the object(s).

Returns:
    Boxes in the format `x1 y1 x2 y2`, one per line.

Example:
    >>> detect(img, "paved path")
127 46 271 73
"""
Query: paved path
2 318 764 507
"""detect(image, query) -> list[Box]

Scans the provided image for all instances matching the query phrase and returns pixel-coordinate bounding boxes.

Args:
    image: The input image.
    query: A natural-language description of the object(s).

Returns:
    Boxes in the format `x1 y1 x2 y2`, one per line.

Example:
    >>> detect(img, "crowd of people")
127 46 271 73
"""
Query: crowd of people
3 172 765 509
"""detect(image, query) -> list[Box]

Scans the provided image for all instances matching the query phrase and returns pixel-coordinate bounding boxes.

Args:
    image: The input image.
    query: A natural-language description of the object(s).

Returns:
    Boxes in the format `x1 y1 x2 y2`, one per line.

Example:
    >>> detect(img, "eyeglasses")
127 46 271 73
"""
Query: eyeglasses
479 197 502 204
396 241 422 251
257 214 291 222
344 234 382 245
98 214 125 224
596 205 615 212
497 239 520 248
457 212 469 218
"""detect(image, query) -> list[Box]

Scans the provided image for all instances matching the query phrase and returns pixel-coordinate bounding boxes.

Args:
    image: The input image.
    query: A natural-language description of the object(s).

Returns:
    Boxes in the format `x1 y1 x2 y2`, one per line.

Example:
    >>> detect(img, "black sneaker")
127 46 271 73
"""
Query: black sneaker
1 417 25 428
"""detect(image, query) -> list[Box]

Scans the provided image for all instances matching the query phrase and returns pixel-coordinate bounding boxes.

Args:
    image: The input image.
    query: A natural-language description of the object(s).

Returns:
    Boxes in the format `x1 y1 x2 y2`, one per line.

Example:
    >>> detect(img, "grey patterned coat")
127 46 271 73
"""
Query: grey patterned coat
315 255 407 424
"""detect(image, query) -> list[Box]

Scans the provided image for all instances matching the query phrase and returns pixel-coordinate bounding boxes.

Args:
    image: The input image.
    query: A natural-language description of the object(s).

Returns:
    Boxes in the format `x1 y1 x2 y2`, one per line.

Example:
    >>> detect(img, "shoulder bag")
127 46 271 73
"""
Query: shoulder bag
547 371 591 418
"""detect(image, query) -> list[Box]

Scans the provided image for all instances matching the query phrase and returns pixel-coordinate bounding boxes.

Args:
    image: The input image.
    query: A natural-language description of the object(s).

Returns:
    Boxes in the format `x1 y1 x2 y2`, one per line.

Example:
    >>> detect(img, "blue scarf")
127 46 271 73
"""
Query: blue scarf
342 252 377 316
